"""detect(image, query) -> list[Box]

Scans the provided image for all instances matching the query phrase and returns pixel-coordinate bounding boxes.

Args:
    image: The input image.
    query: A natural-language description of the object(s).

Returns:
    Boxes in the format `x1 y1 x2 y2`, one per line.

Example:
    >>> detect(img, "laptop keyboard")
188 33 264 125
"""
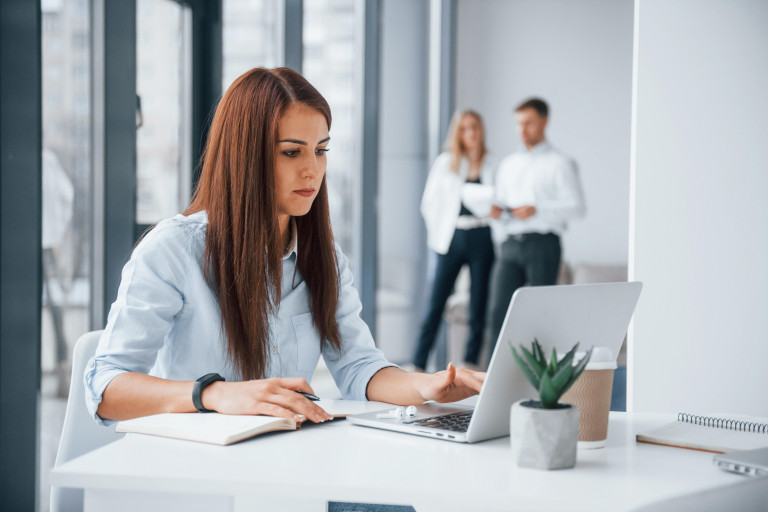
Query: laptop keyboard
407 411 473 432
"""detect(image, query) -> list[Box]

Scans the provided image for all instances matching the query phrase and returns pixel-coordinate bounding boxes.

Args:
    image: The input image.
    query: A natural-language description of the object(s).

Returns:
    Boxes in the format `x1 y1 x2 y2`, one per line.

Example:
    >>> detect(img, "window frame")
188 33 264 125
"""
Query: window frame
0 3 43 509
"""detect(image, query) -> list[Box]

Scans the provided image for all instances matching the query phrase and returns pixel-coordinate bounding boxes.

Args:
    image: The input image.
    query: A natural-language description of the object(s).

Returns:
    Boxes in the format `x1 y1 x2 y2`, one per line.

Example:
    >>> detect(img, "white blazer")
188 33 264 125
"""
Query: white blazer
420 152 497 254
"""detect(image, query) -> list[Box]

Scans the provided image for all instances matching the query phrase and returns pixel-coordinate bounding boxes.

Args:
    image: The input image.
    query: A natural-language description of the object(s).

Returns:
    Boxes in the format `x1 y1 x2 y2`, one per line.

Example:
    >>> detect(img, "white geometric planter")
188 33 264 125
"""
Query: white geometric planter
510 399 580 470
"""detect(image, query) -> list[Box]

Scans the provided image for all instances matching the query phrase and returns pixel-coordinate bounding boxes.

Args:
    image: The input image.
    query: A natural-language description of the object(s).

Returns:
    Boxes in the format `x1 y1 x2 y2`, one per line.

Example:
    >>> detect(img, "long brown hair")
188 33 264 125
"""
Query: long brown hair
185 67 341 380
444 110 487 173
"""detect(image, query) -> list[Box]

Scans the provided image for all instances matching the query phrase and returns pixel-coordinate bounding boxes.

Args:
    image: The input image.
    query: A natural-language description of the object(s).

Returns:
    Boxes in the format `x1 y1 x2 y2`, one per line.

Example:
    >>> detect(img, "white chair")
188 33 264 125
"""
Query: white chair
50 330 124 512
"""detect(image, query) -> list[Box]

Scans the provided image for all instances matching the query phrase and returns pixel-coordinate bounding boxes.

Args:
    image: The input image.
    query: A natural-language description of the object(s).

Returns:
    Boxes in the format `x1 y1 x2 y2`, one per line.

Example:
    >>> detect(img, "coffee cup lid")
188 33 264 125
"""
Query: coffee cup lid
562 346 617 370
584 346 617 370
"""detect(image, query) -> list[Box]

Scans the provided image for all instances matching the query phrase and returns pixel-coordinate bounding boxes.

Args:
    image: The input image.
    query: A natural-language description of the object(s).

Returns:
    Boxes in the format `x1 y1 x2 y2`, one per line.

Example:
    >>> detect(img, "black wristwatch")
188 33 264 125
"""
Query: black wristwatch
192 373 225 413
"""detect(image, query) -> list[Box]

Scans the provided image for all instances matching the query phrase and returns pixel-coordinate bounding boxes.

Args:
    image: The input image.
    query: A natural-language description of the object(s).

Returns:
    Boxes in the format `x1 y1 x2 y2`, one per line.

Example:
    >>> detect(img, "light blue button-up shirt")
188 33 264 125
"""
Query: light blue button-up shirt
84 211 394 425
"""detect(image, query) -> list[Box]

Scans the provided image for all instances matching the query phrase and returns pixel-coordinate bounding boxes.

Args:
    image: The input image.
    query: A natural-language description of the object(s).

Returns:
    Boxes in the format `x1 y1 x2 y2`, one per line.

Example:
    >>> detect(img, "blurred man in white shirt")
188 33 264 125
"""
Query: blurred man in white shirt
487 98 585 346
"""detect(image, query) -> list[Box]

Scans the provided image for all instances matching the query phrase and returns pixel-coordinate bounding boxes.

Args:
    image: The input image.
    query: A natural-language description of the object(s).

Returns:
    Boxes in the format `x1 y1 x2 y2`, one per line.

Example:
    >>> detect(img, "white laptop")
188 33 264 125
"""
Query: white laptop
714 447 768 477
347 282 643 443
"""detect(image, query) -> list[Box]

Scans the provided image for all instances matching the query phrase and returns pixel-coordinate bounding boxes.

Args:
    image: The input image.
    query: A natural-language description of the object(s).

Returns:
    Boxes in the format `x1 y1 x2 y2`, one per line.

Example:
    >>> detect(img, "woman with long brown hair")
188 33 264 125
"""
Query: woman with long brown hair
414 110 497 372
85 68 483 426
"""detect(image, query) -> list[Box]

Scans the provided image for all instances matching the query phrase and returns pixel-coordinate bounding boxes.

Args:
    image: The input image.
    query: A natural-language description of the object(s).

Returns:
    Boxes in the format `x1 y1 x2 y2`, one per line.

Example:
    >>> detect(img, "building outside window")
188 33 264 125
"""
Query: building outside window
136 0 193 225
302 0 361 276
222 0 280 91
40 0 93 509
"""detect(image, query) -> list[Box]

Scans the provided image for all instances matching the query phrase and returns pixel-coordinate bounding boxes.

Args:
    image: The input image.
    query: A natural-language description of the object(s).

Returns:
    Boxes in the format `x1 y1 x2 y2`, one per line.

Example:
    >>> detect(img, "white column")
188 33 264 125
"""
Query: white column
629 0 768 414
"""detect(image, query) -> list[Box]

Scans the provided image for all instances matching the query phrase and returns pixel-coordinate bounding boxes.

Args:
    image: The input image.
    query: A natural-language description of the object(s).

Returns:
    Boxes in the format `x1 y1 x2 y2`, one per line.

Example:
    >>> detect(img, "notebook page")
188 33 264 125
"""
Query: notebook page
317 399 391 418
116 413 295 445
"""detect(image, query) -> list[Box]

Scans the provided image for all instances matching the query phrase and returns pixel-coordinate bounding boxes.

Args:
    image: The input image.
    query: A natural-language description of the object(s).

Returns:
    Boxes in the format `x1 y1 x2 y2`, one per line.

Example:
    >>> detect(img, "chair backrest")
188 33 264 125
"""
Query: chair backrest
50 330 124 512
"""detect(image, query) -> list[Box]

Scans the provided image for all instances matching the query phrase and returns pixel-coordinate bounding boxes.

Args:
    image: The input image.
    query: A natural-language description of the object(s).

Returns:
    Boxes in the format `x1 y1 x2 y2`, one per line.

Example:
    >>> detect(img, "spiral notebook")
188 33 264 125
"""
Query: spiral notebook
636 413 768 454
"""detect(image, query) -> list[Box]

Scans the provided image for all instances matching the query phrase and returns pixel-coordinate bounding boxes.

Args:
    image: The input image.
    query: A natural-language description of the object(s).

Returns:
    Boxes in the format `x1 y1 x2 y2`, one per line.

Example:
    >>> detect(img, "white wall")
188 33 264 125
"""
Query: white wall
456 0 634 266
630 0 768 415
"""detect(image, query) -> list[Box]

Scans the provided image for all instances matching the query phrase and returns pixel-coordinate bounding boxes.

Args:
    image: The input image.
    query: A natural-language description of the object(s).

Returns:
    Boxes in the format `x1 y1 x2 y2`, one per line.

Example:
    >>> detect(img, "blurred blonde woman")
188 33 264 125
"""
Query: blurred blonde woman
414 110 497 371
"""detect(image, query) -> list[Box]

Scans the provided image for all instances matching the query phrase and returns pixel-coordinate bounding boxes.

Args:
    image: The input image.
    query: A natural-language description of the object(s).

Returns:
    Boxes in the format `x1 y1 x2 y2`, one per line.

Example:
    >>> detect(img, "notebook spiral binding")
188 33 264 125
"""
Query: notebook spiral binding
678 413 768 433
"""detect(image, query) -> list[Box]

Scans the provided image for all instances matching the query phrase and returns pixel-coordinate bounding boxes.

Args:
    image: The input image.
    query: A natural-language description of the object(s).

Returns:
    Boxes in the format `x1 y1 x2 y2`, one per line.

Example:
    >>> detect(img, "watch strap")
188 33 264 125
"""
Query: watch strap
192 373 225 413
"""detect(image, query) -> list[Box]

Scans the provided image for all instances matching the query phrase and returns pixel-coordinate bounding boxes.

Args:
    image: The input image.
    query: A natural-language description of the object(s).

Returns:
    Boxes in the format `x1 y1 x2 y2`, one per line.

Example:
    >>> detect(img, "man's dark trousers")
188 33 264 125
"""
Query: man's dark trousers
487 232 561 350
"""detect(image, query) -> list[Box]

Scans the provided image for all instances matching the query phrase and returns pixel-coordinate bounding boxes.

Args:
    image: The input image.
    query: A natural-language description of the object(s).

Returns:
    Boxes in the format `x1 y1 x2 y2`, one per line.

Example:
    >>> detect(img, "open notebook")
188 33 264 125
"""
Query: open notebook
116 413 297 445
116 399 389 446
636 412 768 454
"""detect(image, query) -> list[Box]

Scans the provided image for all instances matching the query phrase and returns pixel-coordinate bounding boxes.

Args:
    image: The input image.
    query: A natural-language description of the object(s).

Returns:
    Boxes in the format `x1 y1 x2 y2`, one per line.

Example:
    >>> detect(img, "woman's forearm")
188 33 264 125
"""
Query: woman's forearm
97 372 334 423
97 372 199 421
366 367 429 405
366 364 485 405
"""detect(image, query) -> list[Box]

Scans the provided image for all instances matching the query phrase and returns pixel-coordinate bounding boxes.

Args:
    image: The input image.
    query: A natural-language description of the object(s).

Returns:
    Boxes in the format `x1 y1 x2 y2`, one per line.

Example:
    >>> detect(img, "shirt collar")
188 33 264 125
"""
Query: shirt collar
282 217 298 260
192 210 297 260
526 140 550 155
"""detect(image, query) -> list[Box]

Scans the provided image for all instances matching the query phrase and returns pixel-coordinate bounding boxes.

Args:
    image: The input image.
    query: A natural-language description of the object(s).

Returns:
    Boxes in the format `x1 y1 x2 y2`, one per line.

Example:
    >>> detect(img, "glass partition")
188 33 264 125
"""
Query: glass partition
40 0 93 508
136 0 193 225
302 0 362 274
222 0 280 90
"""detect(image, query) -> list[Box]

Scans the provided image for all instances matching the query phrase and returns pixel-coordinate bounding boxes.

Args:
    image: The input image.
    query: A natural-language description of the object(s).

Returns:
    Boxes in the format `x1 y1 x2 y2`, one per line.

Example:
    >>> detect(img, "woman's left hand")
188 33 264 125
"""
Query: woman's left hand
419 363 485 403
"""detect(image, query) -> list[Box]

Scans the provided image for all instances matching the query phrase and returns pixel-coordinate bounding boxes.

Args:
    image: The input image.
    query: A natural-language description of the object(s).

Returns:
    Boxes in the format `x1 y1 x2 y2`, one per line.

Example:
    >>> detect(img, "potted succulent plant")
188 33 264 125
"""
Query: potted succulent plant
509 338 592 470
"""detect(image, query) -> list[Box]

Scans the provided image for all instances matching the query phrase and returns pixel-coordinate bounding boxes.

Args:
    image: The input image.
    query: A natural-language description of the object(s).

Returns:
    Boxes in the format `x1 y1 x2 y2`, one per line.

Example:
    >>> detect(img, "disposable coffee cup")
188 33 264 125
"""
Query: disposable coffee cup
560 347 616 449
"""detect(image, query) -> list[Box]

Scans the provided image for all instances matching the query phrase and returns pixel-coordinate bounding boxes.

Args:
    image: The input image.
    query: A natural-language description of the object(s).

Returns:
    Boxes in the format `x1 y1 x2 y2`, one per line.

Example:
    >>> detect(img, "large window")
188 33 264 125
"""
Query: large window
136 0 193 224
40 0 93 509
35 4 391 507
302 0 362 273
222 0 280 90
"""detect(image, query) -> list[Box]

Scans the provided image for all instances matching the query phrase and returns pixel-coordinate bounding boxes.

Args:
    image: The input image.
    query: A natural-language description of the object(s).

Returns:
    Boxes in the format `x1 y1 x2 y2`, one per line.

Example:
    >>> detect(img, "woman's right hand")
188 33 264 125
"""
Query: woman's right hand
202 378 333 423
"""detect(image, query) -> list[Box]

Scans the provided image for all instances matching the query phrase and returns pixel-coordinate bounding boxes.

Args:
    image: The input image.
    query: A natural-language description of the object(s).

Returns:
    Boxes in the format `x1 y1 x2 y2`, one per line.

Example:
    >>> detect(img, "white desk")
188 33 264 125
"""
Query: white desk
51 412 753 512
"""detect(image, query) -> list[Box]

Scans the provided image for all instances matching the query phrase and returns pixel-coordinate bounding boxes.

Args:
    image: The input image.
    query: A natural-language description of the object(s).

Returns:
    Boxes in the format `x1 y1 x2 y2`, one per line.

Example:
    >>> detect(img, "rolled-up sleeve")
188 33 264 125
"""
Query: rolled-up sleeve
322 246 396 401
84 220 192 424
536 158 586 224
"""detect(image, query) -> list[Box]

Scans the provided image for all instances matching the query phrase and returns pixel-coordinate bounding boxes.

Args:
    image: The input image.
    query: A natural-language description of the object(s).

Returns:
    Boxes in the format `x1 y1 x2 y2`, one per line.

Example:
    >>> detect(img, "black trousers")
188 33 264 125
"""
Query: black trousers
414 226 495 369
487 233 561 350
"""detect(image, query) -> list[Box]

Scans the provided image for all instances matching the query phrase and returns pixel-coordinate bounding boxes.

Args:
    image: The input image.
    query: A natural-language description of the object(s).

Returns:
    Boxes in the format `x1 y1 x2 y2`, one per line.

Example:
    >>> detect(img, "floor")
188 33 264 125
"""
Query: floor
39 376 68 512
39 302 83 512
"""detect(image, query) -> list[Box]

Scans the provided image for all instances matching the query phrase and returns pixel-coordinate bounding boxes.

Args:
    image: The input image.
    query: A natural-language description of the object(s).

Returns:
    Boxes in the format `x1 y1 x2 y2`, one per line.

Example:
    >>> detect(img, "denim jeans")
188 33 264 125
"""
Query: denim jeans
413 226 494 369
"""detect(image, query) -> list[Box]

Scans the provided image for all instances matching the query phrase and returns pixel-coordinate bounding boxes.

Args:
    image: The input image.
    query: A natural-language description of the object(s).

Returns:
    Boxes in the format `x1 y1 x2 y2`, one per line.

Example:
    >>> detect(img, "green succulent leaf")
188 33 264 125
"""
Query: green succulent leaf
562 345 594 395
548 347 559 376
520 345 545 376
510 346 540 390
551 359 574 394
532 338 545 365
512 339 594 408
557 342 581 372
572 345 594 379
538 371 558 409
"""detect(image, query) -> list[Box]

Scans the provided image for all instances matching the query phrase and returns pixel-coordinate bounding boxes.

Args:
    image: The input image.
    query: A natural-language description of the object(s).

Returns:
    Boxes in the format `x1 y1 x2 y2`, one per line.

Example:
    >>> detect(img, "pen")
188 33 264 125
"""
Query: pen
295 390 320 401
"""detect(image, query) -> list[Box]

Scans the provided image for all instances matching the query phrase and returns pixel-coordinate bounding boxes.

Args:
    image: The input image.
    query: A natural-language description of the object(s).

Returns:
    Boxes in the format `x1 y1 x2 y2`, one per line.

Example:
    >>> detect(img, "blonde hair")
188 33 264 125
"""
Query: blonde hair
444 110 487 173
